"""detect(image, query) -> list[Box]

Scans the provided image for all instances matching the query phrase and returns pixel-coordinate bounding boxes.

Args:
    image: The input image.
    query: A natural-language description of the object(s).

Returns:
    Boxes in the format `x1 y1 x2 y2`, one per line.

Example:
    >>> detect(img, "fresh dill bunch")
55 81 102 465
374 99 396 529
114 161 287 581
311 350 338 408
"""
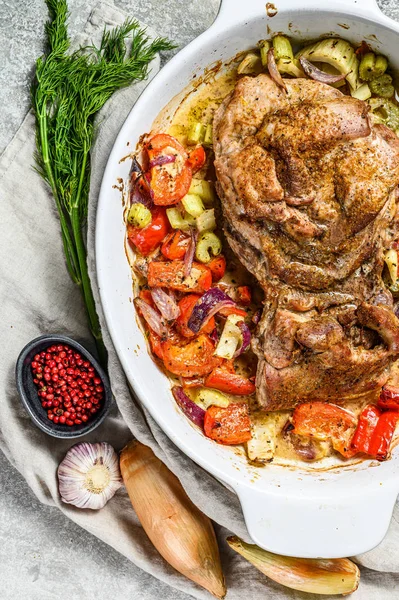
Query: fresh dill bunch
32 0 175 365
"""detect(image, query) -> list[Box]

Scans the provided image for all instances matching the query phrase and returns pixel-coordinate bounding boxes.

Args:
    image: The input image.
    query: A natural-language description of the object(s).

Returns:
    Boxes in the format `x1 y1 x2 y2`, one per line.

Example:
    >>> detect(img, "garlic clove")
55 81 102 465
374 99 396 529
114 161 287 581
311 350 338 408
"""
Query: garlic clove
58 442 122 510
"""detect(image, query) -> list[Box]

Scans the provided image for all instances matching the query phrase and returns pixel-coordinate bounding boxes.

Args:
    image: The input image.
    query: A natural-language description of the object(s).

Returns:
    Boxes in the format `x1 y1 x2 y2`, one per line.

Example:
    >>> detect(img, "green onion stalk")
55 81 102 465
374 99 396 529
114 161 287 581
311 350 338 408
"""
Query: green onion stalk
32 0 175 367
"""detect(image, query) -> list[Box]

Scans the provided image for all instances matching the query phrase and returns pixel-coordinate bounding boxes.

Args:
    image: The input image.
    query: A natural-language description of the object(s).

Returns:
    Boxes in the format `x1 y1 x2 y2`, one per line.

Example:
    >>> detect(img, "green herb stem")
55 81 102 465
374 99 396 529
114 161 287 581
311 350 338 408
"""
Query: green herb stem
32 0 175 367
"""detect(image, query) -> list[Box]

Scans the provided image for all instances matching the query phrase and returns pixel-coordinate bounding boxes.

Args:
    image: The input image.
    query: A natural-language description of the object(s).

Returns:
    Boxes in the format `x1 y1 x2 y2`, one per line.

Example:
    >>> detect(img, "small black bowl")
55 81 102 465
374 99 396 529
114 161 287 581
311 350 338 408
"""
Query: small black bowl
16 334 112 439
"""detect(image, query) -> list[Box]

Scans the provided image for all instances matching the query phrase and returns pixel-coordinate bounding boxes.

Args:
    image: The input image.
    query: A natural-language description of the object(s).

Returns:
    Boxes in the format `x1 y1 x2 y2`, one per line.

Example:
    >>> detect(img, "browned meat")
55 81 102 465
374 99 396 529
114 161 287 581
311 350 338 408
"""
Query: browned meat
214 74 399 410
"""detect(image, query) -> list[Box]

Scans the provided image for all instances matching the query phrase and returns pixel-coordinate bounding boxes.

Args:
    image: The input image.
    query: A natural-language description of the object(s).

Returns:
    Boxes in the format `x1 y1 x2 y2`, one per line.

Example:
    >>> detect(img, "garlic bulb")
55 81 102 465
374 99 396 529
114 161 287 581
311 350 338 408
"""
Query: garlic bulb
58 442 122 510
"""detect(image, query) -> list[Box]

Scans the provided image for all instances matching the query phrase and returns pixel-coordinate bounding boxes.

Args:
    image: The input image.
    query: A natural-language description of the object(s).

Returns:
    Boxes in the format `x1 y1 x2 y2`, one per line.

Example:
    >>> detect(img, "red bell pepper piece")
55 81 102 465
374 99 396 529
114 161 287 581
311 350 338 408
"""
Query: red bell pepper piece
350 404 399 461
208 256 226 282
204 403 252 445
292 402 357 457
148 260 212 293
378 385 399 411
205 366 256 396
236 285 252 306
127 206 170 256
161 230 190 260
187 146 206 174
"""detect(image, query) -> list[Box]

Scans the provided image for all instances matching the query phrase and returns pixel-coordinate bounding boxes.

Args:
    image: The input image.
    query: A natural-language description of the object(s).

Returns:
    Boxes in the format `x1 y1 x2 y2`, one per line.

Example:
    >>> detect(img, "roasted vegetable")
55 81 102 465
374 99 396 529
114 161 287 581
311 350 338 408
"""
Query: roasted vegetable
162 334 222 377
146 134 192 205
277 58 305 78
196 232 222 263
368 98 399 133
214 314 243 359
120 442 226 598
175 294 215 338
204 403 252 445
246 412 277 463
189 179 216 206
166 206 196 230
293 402 357 457
205 365 256 396
359 52 388 81
369 74 395 98
258 39 271 67
237 52 263 75
127 207 170 256
197 209 217 232
187 121 206 145
148 260 212 293
127 202 152 228
272 35 294 61
196 388 230 409
351 405 399 460
182 193 205 217
187 145 206 173
296 38 360 92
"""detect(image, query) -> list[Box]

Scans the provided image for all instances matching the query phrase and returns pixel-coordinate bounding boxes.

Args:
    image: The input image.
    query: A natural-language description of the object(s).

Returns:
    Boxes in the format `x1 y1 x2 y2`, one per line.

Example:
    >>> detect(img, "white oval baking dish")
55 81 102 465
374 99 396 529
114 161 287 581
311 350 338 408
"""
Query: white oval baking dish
96 0 399 558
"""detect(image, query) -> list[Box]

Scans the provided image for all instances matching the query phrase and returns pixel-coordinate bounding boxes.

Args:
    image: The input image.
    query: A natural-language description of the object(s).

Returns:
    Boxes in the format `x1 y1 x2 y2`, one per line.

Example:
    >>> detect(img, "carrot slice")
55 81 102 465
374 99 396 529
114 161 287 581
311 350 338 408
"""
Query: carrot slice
205 367 256 396
148 260 212 293
208 256 226 282
204 403 252 445
162 334 222 377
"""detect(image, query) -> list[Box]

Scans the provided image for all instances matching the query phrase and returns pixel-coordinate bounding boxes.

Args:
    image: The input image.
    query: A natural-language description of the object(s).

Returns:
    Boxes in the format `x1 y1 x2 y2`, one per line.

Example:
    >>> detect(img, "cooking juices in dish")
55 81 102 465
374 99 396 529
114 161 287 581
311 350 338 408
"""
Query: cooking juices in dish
125 35 399 466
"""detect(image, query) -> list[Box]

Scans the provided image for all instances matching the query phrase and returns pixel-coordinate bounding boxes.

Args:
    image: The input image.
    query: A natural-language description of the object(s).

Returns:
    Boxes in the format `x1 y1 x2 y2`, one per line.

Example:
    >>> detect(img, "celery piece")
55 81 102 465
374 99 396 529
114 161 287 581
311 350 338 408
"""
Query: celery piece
368 98 399 132
196 388 230 409
277 58 305 78
204 124 213 146
297 38 360 92
166 207 195 230
187 121 206 145
351 83 371 101
246 413 277 464
127 203 152 228
195 231 222 263
359 52 388 81
384 248 398 285
237 52 263 75
189 179 216 205
258 39 271 67
369 74 395 98
215 314 243 359
273 35 294 61
196 209 216 233
182 193 205 218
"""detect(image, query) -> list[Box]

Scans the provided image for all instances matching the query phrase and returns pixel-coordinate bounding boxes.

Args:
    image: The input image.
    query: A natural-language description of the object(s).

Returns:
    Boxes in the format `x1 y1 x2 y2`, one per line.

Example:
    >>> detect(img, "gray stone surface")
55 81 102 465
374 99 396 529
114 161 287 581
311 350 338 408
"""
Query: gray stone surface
1 0 399 599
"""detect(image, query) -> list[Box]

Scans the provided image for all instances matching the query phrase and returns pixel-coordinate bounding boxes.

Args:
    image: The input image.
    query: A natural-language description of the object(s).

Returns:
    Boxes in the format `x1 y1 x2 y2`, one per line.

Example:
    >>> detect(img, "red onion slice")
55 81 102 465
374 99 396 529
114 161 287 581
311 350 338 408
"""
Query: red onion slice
134 297 169 338
299 57 347 84
267 48 287 91
151 288 180 321
172 386 205 429
188 287 237 334
233 321 252 358
252 309 261 325
131 174 154 208
184 228 198 277
149 154 176 169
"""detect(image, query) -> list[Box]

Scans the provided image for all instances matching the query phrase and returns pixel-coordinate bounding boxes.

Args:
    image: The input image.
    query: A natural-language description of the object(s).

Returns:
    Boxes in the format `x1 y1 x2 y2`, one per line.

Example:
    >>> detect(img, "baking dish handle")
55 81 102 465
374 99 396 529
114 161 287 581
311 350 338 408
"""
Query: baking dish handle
235 483 399 559
215 0 383 29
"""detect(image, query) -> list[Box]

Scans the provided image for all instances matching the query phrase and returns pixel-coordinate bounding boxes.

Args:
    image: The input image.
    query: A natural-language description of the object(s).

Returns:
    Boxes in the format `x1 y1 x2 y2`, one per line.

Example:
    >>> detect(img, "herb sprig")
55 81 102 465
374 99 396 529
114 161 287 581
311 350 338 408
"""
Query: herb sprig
32 0 175 365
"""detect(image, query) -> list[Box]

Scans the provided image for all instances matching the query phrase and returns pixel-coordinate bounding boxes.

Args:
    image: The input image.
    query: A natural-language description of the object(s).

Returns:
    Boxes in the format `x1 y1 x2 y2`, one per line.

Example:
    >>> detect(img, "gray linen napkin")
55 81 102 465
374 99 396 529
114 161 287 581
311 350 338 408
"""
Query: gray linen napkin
1 2 399 598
